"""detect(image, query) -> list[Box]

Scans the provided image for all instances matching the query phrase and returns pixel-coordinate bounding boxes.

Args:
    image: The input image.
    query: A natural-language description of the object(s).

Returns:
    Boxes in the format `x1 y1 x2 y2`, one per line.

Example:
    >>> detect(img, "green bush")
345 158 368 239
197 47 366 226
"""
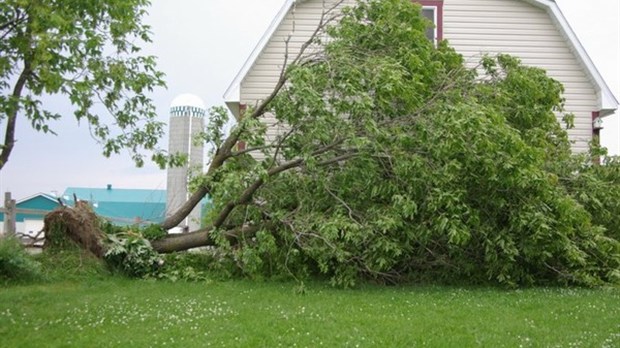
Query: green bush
104 233 164 277
0 237 42 284
140 224 167 241
105 234 213 282
161 249 246 281
157 253 210 282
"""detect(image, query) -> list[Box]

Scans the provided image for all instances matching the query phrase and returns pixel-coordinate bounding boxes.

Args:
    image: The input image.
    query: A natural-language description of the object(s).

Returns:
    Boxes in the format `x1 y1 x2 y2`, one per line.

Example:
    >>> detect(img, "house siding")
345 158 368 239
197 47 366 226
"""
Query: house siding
443 0 597 152
241 0 354 149
240 0 598 153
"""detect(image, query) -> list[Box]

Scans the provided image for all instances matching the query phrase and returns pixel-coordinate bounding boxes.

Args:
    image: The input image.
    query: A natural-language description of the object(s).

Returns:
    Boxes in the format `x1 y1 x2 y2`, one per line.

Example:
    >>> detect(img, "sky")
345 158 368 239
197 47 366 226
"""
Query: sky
0 0 618 201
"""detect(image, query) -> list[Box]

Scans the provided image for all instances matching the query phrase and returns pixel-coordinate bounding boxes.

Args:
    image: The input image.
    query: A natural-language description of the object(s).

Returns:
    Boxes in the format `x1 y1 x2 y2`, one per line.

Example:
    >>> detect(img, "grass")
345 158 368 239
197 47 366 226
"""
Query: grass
1 278 619 347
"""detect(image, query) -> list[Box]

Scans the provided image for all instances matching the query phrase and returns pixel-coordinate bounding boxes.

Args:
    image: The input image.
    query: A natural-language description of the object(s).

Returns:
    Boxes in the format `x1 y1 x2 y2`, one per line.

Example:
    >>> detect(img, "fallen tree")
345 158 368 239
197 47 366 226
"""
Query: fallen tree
150 0 619 287
50 0 620 287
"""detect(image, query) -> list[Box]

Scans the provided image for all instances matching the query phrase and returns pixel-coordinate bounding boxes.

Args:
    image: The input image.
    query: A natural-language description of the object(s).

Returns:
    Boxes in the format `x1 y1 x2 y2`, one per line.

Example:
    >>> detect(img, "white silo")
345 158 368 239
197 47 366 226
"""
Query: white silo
166 93 205 232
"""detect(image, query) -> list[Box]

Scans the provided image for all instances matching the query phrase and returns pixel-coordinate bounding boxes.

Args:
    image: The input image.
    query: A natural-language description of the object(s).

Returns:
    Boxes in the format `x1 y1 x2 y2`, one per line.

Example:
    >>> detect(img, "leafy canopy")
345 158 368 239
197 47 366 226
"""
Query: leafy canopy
0 0 167 169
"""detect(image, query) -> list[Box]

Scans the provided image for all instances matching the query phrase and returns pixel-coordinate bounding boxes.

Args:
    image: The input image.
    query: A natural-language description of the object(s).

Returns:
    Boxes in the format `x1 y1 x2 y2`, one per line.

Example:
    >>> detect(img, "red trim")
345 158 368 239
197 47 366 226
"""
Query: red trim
415 0 444 41
237 104 247 151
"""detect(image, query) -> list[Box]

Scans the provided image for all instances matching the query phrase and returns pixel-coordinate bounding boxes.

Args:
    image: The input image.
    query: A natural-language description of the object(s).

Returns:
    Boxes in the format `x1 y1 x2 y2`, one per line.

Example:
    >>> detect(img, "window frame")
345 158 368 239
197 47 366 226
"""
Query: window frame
415 0 444 43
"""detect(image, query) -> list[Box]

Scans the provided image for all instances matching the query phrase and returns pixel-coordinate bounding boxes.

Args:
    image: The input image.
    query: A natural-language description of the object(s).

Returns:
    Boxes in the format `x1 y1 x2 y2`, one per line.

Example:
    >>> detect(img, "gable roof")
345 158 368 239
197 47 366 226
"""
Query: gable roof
224 0 618 116
0 193 60 223
16 193 58 206
224 0 297 114
522 0 618 115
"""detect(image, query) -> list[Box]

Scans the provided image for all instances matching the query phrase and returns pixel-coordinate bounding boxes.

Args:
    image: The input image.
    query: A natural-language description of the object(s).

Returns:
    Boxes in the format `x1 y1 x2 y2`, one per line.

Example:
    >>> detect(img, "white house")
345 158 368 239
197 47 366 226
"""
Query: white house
224 0 618 153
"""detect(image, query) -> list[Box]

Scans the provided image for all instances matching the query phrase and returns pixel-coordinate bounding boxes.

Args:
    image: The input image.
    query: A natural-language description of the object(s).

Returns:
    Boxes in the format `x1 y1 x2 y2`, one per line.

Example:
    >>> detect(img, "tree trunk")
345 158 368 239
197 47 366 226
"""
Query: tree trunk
152 225 260 253
0 63 30 170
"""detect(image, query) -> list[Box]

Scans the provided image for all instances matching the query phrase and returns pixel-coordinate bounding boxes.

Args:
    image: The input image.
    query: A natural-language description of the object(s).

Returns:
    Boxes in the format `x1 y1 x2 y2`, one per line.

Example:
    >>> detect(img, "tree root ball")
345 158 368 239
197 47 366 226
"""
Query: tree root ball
42 201 106 258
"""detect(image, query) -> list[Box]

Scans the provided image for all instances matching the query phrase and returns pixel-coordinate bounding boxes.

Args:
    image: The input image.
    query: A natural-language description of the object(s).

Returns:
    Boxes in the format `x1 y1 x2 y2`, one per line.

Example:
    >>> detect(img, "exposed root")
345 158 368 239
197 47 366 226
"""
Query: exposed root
42 201 106 258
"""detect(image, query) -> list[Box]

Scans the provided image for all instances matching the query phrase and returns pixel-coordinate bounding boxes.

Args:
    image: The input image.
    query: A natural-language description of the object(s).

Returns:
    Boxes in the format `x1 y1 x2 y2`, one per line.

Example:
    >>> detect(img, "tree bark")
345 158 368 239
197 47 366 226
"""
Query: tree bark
0 63 30 170
152 225 260 253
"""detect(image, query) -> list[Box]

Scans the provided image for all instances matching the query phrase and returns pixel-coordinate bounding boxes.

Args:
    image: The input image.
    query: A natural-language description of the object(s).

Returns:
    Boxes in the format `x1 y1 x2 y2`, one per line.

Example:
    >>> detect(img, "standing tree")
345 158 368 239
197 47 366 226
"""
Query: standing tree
0 0 166 170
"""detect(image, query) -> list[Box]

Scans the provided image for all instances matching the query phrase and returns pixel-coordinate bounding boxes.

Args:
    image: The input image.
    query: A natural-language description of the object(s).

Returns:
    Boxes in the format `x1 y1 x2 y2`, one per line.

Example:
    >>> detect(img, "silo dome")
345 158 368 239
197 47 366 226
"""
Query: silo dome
170 93 206 110
170 93 206 118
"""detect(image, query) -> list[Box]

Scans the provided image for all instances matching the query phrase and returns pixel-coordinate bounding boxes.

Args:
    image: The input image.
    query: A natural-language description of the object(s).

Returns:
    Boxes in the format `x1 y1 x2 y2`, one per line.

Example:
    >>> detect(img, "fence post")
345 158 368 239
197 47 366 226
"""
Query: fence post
3 192 16 237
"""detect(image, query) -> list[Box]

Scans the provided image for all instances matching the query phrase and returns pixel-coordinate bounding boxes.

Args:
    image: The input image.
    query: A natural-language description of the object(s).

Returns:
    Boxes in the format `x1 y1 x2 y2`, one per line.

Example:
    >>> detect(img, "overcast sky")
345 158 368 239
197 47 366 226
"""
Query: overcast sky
0 0 618 200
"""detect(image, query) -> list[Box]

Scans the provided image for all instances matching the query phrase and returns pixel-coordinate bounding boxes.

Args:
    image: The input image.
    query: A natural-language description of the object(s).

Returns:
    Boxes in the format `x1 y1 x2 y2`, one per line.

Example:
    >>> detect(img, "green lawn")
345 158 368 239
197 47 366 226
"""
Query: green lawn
1 279 619 347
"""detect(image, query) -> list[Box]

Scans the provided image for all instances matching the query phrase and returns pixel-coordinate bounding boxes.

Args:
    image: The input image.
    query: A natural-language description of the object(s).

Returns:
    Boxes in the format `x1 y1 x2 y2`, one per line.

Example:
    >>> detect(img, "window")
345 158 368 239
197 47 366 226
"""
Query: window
415 1 444 43
422 7 437 41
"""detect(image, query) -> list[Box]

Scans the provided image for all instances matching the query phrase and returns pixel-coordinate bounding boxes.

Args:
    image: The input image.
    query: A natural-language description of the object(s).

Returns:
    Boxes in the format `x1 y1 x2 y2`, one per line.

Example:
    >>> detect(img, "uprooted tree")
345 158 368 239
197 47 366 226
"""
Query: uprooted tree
55 0 620 287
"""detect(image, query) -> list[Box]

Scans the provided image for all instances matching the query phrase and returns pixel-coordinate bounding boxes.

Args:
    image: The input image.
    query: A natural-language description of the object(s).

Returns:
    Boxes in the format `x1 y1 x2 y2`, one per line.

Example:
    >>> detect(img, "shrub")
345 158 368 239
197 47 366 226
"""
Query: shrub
157 253 210 282
141 224 167 241
0 237 42 284
104 233 164 277
105 235 213 282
